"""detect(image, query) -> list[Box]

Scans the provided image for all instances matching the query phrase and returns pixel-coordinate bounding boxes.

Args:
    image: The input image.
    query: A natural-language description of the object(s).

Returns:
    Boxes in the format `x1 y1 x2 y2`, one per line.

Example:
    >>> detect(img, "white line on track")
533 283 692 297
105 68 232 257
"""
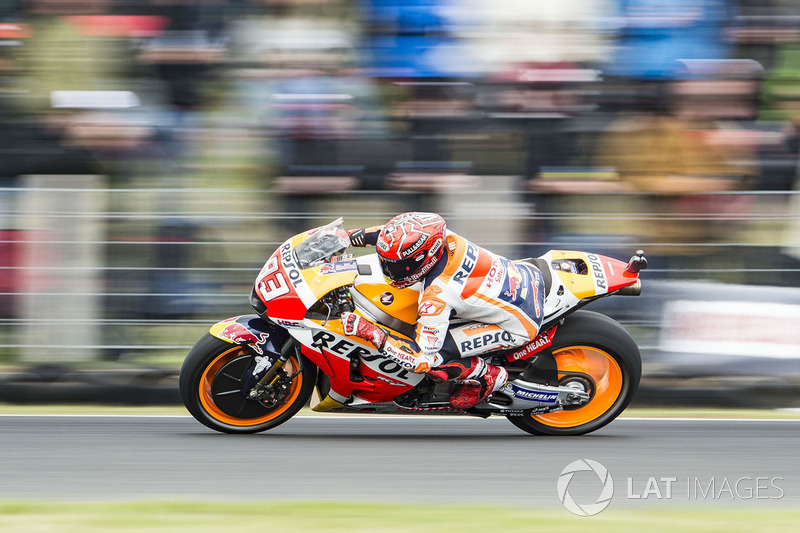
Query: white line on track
620 417 800 422
0 414 191 418
0 414 799 422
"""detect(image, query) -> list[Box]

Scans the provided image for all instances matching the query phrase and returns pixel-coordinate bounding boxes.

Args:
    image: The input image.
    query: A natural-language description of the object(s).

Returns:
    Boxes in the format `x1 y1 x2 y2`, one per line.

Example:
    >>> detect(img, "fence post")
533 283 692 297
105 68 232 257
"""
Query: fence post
18 176 106 363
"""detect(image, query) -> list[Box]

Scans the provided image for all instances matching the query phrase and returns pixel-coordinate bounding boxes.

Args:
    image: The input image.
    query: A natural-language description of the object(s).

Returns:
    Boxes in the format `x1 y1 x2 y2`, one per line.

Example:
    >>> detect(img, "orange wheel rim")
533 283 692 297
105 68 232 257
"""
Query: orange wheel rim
533 346 623 428
198 346 303 427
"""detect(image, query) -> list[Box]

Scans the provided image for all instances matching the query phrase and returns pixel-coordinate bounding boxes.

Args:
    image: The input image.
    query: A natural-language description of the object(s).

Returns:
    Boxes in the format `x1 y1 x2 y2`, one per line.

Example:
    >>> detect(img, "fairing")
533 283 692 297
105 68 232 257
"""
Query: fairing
209 315 290 356
545 250 638 300
253 221 359 322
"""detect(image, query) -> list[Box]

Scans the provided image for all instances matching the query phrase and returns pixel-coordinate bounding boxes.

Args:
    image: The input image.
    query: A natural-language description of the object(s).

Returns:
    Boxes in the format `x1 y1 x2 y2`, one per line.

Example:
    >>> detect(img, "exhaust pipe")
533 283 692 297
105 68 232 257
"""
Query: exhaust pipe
617 279 641 296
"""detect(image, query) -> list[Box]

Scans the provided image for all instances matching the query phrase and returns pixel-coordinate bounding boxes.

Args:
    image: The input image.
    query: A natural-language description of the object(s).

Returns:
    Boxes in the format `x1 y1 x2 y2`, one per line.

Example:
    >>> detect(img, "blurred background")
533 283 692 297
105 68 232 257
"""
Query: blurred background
0 0 799 407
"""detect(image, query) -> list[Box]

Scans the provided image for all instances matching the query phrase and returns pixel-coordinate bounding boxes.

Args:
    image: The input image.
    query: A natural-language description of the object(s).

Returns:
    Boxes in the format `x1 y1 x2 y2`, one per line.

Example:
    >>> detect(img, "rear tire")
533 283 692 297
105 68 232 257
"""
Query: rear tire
179 334 315 434
508 311 641 436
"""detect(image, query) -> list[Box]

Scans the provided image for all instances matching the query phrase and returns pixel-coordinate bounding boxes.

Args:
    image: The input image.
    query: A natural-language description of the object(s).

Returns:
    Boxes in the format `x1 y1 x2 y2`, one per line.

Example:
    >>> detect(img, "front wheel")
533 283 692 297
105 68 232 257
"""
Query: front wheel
179 334 316 434
508 311 641 436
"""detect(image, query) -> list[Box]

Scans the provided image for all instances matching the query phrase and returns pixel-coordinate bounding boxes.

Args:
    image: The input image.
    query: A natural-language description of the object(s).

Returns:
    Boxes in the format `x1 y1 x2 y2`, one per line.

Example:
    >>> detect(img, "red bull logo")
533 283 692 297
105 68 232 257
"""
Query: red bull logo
504 263 526 301
216 319 270 355
318 260 358 275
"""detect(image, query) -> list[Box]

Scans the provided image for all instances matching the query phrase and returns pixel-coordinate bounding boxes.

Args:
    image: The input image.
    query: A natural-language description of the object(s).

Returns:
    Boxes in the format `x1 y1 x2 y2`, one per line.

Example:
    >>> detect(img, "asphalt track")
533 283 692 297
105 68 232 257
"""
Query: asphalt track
1 415 798 509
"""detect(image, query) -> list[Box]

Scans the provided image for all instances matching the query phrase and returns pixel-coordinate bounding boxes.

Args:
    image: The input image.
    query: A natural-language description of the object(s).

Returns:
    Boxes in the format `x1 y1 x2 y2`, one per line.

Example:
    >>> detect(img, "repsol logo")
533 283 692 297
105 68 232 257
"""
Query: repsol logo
460 330 515 352
280 242 304 287
453 244 478 285
311 330 413 380
587 253 606 290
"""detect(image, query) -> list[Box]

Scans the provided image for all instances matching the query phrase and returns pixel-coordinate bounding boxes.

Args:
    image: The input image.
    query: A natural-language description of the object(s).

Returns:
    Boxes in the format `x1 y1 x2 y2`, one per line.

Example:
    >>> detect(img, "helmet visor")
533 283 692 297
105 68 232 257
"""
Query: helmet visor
379 255 423 288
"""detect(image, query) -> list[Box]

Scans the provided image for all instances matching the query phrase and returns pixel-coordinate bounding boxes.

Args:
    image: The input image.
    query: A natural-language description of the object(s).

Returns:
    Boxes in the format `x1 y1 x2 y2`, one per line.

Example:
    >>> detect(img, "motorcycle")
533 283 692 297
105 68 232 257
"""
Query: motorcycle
179 218 646 436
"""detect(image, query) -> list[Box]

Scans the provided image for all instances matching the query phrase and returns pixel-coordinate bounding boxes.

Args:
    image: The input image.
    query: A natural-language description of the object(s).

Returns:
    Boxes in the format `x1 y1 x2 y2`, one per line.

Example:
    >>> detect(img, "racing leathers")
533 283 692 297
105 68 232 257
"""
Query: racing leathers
342 226 546 409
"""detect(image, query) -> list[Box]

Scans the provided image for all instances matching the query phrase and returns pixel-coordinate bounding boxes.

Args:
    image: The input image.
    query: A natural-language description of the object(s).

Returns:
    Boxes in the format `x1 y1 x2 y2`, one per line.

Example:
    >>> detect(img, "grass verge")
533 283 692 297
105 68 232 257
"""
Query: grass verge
0 501 799 532
620 407 800 419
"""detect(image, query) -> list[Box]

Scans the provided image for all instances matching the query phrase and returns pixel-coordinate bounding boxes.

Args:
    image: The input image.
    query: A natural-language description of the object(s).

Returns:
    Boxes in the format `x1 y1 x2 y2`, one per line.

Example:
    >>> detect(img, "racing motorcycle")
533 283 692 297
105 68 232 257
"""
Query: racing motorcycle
179 219 646 436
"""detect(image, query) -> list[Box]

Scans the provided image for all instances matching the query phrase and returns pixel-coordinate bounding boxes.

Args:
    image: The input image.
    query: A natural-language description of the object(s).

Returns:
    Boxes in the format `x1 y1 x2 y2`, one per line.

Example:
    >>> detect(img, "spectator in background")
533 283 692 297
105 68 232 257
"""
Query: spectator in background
2 0 127 178
140 0 228 115
760 44 800 283
137 0 229 177
592 60 761 276
607 0 734 81
4 0 195 183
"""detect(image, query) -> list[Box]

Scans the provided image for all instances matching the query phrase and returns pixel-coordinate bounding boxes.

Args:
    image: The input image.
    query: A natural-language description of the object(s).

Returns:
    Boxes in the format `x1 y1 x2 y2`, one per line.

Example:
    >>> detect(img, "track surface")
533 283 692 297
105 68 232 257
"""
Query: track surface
1 415 797 508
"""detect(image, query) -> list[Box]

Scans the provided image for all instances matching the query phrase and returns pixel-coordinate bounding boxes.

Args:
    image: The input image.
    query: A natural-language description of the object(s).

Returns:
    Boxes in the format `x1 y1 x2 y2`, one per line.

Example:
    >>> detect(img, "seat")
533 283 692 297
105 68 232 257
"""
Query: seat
520 257 553 296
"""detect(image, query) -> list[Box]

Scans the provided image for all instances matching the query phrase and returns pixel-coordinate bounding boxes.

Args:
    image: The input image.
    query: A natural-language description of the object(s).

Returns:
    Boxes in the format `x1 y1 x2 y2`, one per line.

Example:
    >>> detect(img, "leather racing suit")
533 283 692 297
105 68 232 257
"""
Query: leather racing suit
350 226 546 380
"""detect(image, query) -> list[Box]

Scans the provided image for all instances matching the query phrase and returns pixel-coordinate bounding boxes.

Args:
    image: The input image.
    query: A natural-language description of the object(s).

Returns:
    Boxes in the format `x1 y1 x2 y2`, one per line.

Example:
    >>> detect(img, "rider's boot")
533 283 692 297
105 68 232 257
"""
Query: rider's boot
427 357 509 410
394 357 482 408
449 364 508 410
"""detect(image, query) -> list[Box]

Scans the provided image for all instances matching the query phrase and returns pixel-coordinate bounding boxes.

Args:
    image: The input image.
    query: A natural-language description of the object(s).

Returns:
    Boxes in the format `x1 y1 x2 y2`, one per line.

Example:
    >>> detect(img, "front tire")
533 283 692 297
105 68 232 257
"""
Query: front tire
179 334 315 434
508 311 641 436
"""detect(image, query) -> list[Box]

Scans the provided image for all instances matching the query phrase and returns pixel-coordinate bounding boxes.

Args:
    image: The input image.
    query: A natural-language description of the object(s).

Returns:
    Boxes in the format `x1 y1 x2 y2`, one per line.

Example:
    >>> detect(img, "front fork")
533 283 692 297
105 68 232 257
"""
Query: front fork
207 315 301 404
246 339 303 401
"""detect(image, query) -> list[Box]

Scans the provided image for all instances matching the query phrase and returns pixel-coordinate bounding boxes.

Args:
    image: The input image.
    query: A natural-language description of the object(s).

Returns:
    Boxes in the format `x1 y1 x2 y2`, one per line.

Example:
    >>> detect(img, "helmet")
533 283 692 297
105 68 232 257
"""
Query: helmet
376 212 446 289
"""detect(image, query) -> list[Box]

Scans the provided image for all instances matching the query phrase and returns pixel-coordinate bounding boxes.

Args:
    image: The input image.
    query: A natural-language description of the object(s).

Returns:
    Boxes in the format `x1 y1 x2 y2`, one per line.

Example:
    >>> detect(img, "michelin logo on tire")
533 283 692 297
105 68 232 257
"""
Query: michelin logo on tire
557 459 614 516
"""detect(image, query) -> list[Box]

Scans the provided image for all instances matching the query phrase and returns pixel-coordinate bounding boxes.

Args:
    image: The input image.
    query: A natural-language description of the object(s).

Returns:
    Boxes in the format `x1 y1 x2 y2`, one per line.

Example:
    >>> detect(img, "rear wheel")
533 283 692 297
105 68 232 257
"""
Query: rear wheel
179 334 315 434
508 311 641 436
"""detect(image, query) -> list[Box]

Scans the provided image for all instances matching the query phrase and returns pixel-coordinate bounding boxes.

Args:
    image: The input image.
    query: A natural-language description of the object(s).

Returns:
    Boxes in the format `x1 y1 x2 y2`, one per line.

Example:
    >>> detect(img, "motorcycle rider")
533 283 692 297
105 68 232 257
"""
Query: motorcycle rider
341 212 546 409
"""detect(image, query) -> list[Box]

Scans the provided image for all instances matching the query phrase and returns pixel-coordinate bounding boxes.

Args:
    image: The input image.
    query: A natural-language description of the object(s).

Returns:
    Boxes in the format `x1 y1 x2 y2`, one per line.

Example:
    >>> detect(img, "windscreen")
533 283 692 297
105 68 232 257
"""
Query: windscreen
294 218 351 269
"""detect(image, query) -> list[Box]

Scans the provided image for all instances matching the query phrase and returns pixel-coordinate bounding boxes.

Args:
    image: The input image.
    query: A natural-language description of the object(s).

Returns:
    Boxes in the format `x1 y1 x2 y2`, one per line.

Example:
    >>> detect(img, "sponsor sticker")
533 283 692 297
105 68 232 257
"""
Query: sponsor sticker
507 384 558 403
586 253 607 291
216 320 271 355
504 262 526 301
401 237 426 258
428 237 442 257
419 324 444 349
418 298 447 317
383 344 419 370
273 318 302 328
459 330 516 353
318 260 358 275
453 243 478 285
507 329 555 361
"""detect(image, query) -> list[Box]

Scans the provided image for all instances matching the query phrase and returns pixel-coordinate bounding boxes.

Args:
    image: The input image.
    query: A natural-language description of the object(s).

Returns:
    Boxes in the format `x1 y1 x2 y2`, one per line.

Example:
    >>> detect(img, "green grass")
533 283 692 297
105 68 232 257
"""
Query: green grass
0 404 190 415
0 501 797 532
620 407 800 419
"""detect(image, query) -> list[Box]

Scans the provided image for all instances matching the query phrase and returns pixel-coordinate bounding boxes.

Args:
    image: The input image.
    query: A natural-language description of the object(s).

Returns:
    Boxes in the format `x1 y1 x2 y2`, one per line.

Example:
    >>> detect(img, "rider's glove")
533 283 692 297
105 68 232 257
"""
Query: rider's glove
341 312 387 349
347 228 367 247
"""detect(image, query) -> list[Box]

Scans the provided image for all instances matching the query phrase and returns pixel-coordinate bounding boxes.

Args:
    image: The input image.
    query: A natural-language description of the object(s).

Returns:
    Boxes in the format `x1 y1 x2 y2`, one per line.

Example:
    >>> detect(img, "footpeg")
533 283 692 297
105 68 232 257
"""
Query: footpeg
393 376 434 408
